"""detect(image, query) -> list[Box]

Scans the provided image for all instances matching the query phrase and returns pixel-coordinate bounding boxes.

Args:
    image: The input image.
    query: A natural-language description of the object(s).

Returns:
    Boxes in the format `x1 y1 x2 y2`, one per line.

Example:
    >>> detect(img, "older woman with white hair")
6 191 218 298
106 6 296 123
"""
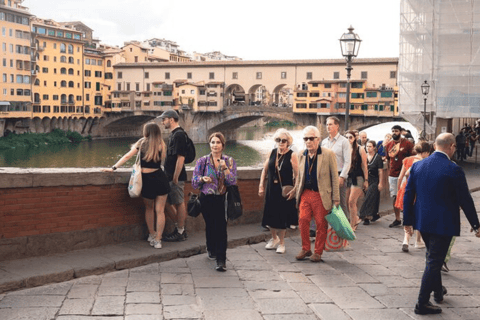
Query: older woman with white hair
259 128 299 254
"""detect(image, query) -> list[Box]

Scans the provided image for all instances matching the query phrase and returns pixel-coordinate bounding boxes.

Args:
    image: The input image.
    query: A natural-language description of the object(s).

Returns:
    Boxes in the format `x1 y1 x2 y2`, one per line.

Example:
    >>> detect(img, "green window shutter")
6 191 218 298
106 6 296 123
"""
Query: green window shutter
374 105 378 111
379 105 384 111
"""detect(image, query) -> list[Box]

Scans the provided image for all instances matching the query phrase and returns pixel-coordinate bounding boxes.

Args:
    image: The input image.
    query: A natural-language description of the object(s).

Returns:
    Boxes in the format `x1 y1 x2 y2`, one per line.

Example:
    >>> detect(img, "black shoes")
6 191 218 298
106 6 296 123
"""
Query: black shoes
442 262 449 272
162 228 187 242
402 244 409 252
371 214 380 222
363 219 370 225
207 251 216 261
414 302 442 315
389 219 402 228
434 286 447 303
215 260 226 272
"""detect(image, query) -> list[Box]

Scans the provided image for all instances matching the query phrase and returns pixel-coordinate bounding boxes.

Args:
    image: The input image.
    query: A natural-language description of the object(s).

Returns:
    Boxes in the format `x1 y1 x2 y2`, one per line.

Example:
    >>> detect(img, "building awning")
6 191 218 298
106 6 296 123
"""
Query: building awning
0 102 11 106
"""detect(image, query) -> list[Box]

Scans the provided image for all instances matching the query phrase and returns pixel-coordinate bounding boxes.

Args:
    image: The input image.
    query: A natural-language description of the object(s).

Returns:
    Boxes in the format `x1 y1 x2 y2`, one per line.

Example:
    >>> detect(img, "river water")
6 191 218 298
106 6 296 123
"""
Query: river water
0 122 417 169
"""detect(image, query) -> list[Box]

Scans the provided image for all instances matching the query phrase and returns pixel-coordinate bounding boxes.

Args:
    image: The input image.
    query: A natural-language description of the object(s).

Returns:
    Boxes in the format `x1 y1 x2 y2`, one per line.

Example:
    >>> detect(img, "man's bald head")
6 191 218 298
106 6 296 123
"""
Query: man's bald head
435 133 456 158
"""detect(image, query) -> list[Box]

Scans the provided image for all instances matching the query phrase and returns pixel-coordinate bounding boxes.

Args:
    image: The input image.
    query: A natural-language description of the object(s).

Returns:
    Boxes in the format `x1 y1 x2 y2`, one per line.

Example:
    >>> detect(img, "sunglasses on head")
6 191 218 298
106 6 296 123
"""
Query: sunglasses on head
303 136 317 142
275 138 288 144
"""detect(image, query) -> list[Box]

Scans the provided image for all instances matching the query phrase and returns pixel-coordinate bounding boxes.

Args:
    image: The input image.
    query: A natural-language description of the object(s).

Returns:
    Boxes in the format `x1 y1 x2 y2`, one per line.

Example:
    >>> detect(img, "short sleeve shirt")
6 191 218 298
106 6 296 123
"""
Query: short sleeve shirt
385 138 413 177
165 127 187 181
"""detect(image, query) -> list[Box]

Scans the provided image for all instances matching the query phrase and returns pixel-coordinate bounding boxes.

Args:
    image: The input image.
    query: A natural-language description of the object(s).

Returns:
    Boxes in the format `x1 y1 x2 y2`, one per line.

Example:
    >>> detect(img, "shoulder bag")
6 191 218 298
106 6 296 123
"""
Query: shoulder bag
187 158 208 217
128 142 143 198
226 185 242 220
276 150 294 198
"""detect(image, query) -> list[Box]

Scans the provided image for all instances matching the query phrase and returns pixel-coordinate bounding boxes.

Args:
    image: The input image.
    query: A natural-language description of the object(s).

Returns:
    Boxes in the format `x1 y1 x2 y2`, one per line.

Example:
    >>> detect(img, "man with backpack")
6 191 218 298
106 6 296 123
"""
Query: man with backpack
158 109 194 242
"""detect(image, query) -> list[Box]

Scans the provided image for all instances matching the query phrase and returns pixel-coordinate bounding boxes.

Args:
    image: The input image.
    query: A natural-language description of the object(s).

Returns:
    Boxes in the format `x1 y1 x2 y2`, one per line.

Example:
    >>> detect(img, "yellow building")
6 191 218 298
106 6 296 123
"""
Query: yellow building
122 42 149 63
83 50 106 115
0 0 33 134
31 18 85 124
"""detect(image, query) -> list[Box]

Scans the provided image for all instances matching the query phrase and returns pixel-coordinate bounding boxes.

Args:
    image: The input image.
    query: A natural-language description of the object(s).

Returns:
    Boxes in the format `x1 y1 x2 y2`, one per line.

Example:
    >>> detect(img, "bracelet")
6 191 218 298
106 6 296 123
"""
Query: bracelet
112 166 117 171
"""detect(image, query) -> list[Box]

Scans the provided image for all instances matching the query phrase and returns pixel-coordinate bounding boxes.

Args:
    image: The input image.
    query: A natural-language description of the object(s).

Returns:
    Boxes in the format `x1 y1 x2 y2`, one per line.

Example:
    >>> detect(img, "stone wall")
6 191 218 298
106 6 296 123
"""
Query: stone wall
0 167 264 261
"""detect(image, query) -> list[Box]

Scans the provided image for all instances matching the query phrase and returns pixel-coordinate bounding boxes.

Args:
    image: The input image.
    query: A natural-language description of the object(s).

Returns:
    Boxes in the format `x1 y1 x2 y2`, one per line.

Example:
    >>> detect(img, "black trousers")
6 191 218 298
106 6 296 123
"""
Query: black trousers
201 194 227 261
418 232 453 305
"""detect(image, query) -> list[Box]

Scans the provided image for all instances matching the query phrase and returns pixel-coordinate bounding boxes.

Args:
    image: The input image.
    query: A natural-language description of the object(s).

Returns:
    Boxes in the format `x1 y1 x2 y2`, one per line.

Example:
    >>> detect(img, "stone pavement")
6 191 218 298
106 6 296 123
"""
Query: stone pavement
1 196 480 319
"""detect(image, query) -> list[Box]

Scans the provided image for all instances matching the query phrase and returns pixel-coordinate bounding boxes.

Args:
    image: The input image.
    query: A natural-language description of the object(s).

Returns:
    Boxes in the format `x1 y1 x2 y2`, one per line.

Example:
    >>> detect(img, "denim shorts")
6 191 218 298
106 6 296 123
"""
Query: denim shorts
167 181 185 205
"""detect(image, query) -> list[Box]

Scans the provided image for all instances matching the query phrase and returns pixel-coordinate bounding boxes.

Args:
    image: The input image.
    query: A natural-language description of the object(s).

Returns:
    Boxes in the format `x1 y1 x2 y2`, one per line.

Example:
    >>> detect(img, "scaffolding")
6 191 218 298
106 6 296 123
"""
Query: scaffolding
399 0 480 134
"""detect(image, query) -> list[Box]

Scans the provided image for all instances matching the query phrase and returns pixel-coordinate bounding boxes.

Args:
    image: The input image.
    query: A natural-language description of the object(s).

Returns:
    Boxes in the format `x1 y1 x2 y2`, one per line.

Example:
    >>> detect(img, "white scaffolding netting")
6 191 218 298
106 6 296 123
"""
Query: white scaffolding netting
399 0 480 134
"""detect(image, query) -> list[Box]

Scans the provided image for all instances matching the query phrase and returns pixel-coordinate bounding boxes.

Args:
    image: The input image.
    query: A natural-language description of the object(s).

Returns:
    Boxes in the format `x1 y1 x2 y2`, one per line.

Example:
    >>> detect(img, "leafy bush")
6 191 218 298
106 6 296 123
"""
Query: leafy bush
0 129 89 150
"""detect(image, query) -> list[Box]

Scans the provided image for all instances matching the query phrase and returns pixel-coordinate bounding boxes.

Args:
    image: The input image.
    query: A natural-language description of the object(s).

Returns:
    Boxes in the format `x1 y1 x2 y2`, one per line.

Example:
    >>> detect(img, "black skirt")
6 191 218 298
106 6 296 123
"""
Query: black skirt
141 169 170 199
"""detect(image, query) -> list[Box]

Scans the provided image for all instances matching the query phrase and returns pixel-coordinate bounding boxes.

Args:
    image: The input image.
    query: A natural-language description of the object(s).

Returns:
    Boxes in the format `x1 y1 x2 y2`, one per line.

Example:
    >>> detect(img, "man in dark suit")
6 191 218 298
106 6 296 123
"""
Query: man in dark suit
403 133 480 315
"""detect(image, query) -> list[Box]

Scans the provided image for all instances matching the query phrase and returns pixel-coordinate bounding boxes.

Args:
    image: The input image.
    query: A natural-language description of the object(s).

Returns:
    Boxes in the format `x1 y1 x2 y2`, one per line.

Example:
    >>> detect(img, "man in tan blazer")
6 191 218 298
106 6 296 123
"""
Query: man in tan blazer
295 126 340 262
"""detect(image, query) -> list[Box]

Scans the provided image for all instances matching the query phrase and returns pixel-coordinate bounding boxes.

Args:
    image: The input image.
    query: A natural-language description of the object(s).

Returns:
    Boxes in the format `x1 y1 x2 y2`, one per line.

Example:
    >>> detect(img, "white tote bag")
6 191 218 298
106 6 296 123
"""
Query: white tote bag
128 146 142 198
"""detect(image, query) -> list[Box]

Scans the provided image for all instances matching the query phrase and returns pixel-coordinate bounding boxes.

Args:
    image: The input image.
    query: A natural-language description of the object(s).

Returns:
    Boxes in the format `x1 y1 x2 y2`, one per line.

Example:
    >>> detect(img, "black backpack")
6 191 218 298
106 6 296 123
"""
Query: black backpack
174 129 196 164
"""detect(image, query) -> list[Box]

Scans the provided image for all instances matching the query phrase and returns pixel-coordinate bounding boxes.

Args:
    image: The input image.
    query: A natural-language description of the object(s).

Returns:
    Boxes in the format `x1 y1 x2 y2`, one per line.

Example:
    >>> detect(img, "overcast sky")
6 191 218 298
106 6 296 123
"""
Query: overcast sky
24 0 400 61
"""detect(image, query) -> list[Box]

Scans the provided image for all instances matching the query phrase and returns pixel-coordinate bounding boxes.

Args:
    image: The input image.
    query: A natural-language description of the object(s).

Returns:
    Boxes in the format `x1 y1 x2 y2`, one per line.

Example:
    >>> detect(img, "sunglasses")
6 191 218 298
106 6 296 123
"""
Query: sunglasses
346 135 354 140
275 138 288 144
303 137 317 142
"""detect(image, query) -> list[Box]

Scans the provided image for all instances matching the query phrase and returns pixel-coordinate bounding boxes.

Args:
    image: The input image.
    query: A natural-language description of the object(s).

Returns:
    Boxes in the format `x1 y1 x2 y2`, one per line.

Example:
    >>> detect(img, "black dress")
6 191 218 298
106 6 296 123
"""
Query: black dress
359 153 383 219
262 149 298 229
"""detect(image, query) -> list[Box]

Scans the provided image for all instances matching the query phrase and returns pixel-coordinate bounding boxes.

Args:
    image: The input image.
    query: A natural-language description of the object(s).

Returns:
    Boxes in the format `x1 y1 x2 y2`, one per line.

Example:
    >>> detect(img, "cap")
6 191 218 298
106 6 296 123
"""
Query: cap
158 109 179 119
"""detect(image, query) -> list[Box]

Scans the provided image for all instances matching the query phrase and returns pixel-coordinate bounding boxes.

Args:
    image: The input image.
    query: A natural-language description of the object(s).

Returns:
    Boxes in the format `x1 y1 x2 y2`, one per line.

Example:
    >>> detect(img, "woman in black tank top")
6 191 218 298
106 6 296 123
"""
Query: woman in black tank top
102 122 170 249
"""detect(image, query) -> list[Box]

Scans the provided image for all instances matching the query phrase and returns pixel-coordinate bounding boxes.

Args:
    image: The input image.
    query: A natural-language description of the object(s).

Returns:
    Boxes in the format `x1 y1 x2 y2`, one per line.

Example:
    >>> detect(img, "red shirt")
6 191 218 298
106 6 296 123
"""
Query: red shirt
385 138 414 177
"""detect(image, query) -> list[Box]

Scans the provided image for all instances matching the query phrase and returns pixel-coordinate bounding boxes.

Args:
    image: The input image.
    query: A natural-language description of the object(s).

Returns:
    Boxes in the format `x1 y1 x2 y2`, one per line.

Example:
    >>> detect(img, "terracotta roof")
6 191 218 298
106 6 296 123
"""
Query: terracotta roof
152 81 165 84
173 79 187 83
206 81 224 85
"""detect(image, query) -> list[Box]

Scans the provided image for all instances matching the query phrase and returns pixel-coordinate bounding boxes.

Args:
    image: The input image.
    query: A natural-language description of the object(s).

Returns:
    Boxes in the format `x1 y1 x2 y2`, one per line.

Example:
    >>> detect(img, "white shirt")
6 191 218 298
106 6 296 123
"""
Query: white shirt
322 132 352 179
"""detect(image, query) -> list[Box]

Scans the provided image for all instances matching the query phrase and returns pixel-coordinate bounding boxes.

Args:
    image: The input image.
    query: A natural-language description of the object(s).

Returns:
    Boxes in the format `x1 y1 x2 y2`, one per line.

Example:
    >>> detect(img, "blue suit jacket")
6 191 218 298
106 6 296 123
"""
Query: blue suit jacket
403 152 480 236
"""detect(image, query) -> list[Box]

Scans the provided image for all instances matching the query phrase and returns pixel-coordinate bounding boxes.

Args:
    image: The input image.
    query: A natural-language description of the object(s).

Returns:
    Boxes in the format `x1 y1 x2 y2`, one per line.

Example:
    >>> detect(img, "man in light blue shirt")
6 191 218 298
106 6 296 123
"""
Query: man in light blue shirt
321 116 351 219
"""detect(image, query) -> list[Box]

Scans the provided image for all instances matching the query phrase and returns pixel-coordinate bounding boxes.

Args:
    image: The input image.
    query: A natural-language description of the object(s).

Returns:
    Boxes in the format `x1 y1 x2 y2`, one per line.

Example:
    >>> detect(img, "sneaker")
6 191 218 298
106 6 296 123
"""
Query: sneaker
150 239 162 249
215 260 226 272
265 237 280 250
363 219 370 225
289 225 297 230
276 244 286 254
295 250 312 260
162 228 187 242
207 251 216 260
389 219 402 228
309 229 316 242
310 253 323 262
414 242 425 249
147 233 156 242
402 244 409 252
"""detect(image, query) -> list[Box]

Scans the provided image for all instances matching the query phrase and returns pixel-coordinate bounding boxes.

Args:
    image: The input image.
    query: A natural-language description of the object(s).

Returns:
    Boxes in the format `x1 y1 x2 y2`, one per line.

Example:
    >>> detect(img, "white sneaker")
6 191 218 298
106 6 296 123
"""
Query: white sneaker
147 233 156 242
150 240 162 249
265 237 280 250
276 244 286 254
414 242 425 249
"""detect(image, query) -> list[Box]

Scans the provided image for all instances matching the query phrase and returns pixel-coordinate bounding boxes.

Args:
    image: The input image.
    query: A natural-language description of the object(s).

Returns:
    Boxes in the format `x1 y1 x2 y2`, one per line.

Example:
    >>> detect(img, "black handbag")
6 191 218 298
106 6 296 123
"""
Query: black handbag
226 185 243 220
187 192 202 217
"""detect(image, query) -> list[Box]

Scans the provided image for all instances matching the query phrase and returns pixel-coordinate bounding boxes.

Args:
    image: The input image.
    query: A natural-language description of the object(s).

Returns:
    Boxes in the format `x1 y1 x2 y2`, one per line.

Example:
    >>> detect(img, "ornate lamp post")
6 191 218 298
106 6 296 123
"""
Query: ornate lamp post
339 26 361 132
421 80 430 139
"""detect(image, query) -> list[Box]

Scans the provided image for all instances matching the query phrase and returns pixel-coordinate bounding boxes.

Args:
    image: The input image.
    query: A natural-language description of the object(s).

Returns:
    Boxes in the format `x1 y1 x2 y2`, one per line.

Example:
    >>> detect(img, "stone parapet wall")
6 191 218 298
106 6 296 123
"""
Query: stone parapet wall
0 167 264 261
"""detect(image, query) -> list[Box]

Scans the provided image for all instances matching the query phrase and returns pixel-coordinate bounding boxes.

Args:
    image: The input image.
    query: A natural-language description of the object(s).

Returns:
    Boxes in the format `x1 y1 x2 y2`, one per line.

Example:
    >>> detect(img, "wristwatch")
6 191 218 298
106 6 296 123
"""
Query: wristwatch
112 166 117 171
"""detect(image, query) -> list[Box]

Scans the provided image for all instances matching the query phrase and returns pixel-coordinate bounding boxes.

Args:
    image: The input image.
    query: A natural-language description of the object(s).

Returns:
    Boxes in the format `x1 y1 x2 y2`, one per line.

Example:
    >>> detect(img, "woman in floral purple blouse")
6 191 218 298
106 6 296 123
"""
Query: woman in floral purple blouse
192 132 237 271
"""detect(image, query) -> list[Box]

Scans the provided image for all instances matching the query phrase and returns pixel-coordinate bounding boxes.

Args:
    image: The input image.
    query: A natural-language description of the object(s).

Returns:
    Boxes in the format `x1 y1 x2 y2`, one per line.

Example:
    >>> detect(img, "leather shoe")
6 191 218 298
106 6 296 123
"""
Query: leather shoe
295 250 312 260
441 262 449 272
414 302 442 315
434 286 447 303
309 253 323 262
215 260 226 272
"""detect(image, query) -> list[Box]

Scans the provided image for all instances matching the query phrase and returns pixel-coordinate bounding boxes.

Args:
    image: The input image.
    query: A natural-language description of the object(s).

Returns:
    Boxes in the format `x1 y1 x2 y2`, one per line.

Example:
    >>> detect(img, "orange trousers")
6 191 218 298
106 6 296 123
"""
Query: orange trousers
299 189 329 255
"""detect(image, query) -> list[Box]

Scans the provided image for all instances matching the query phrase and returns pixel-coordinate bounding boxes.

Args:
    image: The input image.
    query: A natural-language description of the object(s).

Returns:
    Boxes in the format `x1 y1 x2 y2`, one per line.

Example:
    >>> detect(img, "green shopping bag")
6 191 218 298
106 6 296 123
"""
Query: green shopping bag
325 205 356 241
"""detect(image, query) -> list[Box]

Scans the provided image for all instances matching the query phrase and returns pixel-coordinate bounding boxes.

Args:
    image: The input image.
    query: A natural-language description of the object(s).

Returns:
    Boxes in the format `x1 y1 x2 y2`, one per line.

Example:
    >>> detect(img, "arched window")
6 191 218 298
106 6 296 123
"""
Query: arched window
68 81 74 88
34 79 40 86
61 80 66 87
60 56 66 63
61 94 67 103
60 43 66 53
34 93 40 103
60 68 66 74
68 44 73 54
68 68 74 75
68 94 74 103
107 60 111 67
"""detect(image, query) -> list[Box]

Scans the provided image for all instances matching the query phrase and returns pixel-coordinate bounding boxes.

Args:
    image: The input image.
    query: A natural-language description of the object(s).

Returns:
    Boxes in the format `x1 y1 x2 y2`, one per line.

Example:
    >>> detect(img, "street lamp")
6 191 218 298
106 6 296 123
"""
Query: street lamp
339 26 361 132
421 80 430 139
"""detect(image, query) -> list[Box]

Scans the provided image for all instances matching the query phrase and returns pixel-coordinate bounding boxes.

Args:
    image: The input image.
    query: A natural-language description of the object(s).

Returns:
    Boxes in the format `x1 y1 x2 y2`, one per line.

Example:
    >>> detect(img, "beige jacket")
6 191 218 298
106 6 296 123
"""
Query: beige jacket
295 147 340 212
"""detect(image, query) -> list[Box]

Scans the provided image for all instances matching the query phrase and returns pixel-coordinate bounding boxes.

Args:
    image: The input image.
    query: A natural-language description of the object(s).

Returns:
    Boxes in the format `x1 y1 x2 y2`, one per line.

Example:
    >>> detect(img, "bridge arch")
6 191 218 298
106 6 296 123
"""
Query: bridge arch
247 84 270 106
225 84 246 106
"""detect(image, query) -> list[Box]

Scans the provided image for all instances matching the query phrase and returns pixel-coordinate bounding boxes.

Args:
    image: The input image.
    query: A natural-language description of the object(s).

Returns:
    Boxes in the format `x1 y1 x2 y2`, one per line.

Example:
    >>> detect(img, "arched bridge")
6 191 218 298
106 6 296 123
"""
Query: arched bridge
94 106 402 142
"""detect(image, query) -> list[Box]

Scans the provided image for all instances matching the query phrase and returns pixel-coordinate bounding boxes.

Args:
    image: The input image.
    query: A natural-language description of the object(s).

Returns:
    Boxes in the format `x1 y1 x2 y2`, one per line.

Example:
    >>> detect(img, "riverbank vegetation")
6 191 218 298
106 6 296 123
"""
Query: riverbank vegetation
265 120 296 127
0 129 91 150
